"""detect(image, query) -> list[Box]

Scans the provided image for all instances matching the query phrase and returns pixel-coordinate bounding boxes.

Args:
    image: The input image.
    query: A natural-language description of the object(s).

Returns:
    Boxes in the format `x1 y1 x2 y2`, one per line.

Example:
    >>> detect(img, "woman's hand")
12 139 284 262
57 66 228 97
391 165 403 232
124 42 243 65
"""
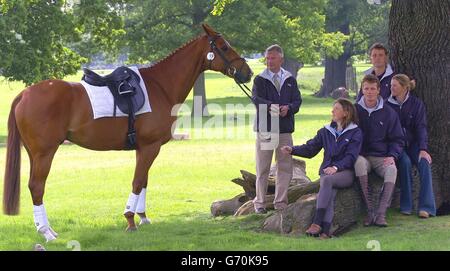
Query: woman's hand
323 166 337 175
419 150 432 164
280 146 292 155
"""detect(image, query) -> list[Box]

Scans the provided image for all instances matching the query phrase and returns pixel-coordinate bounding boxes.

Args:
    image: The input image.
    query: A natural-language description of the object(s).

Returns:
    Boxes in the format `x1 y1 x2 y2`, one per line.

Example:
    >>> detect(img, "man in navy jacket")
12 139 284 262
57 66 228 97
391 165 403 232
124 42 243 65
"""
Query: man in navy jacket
356 43 395 101
252 44 302 213
354 74 404 227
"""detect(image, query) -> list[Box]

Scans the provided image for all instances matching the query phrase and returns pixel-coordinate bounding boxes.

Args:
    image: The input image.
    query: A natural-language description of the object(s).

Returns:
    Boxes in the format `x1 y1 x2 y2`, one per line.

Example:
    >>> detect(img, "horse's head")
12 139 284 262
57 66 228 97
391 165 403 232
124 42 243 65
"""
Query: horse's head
202 24 253 84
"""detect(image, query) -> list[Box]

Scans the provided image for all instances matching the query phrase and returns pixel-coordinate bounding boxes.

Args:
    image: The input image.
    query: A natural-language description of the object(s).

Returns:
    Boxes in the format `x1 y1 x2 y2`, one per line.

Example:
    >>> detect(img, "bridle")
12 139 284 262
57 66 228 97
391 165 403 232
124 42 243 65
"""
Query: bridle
207 34 254 102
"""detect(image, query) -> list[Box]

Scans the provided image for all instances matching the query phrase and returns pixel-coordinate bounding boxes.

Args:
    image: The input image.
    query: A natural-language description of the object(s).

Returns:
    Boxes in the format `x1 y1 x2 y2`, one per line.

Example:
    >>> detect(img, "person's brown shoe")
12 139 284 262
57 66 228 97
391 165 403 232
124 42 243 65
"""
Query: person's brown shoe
255 208 267 214
305 223 321 237
364 212 375 227
319 233 331 240
359 175 374 227
374 214 388 227
419 211 430 219
374 182 395 227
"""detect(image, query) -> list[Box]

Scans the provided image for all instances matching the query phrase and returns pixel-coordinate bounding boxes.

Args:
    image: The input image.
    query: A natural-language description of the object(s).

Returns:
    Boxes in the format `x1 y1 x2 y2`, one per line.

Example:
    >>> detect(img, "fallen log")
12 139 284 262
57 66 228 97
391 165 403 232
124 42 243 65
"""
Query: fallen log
212 161 427 237
233 182 319 216
262 174 406 236
211 193 250 217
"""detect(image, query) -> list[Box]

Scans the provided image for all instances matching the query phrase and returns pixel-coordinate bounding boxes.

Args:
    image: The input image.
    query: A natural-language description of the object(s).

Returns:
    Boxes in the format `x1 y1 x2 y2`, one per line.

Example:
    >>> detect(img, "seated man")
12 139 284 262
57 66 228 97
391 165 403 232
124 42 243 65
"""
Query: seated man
354 74 404 227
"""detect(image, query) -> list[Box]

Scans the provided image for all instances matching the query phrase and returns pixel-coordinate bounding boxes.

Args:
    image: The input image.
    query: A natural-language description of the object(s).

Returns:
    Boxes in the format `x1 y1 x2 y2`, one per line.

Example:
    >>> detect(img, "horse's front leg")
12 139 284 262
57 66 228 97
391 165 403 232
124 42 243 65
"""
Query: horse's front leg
124 142 161 232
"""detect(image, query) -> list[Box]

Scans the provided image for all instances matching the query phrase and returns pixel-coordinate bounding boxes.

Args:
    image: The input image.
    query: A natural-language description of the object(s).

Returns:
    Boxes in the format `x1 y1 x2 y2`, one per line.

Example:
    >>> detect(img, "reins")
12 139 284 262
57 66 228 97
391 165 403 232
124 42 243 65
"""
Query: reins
208 35 254 103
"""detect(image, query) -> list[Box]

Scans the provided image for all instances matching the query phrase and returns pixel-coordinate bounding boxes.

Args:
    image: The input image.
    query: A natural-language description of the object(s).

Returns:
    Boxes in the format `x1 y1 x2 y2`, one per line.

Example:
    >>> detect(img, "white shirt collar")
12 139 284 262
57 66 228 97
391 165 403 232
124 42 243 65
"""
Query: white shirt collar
388 91 410 106
267 69 283 80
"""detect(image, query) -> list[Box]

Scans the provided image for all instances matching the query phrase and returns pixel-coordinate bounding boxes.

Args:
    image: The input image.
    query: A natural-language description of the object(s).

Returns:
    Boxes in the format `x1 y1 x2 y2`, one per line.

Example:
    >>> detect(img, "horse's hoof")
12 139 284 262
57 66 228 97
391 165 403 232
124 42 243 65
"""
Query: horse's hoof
34 244 46 251
49 226 58 238
139 218 151 225
38 227 57 242
126 226 138 232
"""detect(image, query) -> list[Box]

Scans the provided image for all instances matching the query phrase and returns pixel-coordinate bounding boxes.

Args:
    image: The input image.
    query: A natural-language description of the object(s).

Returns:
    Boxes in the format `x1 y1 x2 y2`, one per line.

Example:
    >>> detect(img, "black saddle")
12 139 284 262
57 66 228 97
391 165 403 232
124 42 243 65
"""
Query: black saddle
82 66 146 149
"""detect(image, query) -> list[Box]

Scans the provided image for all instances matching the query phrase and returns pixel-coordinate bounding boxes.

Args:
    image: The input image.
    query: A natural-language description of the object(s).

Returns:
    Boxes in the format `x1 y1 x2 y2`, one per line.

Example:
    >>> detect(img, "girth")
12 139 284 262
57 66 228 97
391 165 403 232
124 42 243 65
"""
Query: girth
82 66 145 150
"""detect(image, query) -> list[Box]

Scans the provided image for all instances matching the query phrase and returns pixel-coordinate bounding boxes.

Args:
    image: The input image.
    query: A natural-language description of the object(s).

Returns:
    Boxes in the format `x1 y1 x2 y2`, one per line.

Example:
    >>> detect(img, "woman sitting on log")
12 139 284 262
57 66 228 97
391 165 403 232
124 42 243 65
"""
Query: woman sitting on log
281 98 362 238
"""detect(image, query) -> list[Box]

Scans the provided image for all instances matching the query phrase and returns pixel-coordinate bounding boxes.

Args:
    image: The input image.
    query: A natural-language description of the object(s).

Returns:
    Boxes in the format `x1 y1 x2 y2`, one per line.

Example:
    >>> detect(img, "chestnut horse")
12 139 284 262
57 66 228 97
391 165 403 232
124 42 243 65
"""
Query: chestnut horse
3 24 252 241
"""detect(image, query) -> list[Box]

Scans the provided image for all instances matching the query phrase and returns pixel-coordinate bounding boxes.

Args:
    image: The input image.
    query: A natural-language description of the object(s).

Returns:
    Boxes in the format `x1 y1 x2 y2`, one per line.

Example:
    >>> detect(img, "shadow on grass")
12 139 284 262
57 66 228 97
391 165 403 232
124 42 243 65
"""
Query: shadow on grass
4 209 449 251
1 212 276 251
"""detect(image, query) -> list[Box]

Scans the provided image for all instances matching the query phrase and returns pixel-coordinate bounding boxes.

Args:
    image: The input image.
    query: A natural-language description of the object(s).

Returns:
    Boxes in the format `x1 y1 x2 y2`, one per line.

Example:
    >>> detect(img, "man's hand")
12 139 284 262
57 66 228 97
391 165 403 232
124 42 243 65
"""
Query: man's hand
419 150 432 164
323 166 337 175
383 156 395 167
279 105 289 117
280 146 292 155
270 104 280 116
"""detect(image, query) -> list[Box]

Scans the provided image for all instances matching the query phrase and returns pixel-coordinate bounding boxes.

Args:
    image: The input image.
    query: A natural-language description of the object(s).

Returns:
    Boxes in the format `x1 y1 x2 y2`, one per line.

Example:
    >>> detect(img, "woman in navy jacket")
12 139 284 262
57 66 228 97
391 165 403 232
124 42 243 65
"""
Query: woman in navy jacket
281 99 362 238
387 74 436 218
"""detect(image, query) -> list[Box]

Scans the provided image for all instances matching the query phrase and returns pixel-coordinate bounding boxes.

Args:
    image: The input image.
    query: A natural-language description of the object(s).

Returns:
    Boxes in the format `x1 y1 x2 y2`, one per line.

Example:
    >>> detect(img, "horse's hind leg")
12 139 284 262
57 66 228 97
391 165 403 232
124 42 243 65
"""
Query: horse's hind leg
27 147 59 242
124 142 161 232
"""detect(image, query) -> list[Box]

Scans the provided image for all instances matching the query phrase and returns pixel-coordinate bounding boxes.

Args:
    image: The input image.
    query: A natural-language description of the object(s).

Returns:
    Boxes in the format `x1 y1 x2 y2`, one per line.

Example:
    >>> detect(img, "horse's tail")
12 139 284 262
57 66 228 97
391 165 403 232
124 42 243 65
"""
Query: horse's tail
3 93 23 215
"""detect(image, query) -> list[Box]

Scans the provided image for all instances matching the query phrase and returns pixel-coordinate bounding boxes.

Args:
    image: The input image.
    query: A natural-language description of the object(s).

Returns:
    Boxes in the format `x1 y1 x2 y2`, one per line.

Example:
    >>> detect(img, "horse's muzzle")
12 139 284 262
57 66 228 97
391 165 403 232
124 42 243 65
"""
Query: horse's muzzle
234 69 253 84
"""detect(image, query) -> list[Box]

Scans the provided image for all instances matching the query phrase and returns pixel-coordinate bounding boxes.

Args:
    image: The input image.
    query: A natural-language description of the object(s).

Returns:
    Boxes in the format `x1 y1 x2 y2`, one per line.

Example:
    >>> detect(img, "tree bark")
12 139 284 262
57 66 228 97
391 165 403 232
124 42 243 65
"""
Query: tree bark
389 0 450 212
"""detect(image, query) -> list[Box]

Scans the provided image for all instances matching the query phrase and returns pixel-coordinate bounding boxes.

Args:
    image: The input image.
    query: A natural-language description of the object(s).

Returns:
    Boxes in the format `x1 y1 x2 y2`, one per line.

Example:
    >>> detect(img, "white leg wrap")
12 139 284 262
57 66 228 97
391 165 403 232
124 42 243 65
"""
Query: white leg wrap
136 188 147 214
124 193 139 214
33 204 57 242
33 205 49 232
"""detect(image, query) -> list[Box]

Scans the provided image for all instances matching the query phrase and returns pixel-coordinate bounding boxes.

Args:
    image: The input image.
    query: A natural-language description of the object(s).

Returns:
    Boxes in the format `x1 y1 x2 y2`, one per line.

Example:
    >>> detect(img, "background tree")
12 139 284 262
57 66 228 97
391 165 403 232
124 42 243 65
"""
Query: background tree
125 0 214 117
124 0 345 116
389 0 450 211
0 0 126 86
0 0 85 85
212 0 346 79
315 0 390 97
72 0 127 62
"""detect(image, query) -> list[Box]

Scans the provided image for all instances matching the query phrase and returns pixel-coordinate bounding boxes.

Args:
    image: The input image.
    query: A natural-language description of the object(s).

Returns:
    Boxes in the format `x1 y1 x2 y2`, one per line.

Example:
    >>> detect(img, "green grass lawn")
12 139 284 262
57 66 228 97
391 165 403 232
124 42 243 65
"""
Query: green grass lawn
0 61 449 251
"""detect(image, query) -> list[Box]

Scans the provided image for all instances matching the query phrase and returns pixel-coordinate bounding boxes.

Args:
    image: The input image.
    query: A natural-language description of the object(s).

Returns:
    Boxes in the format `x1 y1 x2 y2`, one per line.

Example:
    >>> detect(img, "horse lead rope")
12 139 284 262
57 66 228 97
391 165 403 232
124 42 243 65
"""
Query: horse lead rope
235 81 254 102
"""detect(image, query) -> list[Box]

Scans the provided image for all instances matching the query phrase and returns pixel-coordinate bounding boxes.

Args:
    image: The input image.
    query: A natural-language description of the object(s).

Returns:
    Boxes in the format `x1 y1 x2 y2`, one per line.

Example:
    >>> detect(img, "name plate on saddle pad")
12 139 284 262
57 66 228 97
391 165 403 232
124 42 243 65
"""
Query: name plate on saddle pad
80 66 152 119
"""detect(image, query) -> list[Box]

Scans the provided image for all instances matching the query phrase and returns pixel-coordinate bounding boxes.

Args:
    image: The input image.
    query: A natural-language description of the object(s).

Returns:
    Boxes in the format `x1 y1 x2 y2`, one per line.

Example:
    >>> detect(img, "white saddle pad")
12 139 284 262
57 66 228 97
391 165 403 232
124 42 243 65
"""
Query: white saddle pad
80 66 152 119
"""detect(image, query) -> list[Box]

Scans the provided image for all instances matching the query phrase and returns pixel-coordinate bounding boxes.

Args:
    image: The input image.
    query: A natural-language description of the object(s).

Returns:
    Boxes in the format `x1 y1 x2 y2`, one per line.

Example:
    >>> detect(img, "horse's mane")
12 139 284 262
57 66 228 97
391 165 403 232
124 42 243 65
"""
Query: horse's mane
146 34 205 69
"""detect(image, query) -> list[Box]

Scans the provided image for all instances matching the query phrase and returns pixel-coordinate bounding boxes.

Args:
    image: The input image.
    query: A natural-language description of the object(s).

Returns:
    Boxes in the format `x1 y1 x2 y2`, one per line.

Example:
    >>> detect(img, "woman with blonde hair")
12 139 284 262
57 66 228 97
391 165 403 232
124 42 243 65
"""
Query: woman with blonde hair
387 74 436 218
281 98 362 238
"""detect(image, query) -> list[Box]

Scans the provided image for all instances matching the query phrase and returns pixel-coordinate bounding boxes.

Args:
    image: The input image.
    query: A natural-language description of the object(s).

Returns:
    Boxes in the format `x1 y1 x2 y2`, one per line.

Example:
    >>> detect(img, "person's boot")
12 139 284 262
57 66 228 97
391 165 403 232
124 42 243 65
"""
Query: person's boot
374 182 396 227
358 175 374 226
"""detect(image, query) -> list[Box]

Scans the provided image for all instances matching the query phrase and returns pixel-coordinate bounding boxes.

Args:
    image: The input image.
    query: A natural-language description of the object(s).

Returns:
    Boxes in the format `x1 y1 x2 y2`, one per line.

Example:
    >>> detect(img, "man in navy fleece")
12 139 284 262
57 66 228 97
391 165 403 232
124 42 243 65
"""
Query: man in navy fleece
354 74 404 227
251 44 302 214
356 43 395 101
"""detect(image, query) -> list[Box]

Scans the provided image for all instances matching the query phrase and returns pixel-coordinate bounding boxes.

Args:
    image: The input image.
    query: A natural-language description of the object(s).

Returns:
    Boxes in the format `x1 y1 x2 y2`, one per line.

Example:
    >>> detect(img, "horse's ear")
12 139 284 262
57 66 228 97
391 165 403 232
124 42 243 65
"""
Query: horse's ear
202 24 217 36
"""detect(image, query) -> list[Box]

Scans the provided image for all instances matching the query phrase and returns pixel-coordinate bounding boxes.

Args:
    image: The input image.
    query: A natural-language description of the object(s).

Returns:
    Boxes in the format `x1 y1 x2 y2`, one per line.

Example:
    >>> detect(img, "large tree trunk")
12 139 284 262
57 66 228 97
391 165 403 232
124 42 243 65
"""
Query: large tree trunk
389 0 450 213
282 58 303 80
316 54 350 97
191 6 211 118
191 72 209 117
316 21 351 98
